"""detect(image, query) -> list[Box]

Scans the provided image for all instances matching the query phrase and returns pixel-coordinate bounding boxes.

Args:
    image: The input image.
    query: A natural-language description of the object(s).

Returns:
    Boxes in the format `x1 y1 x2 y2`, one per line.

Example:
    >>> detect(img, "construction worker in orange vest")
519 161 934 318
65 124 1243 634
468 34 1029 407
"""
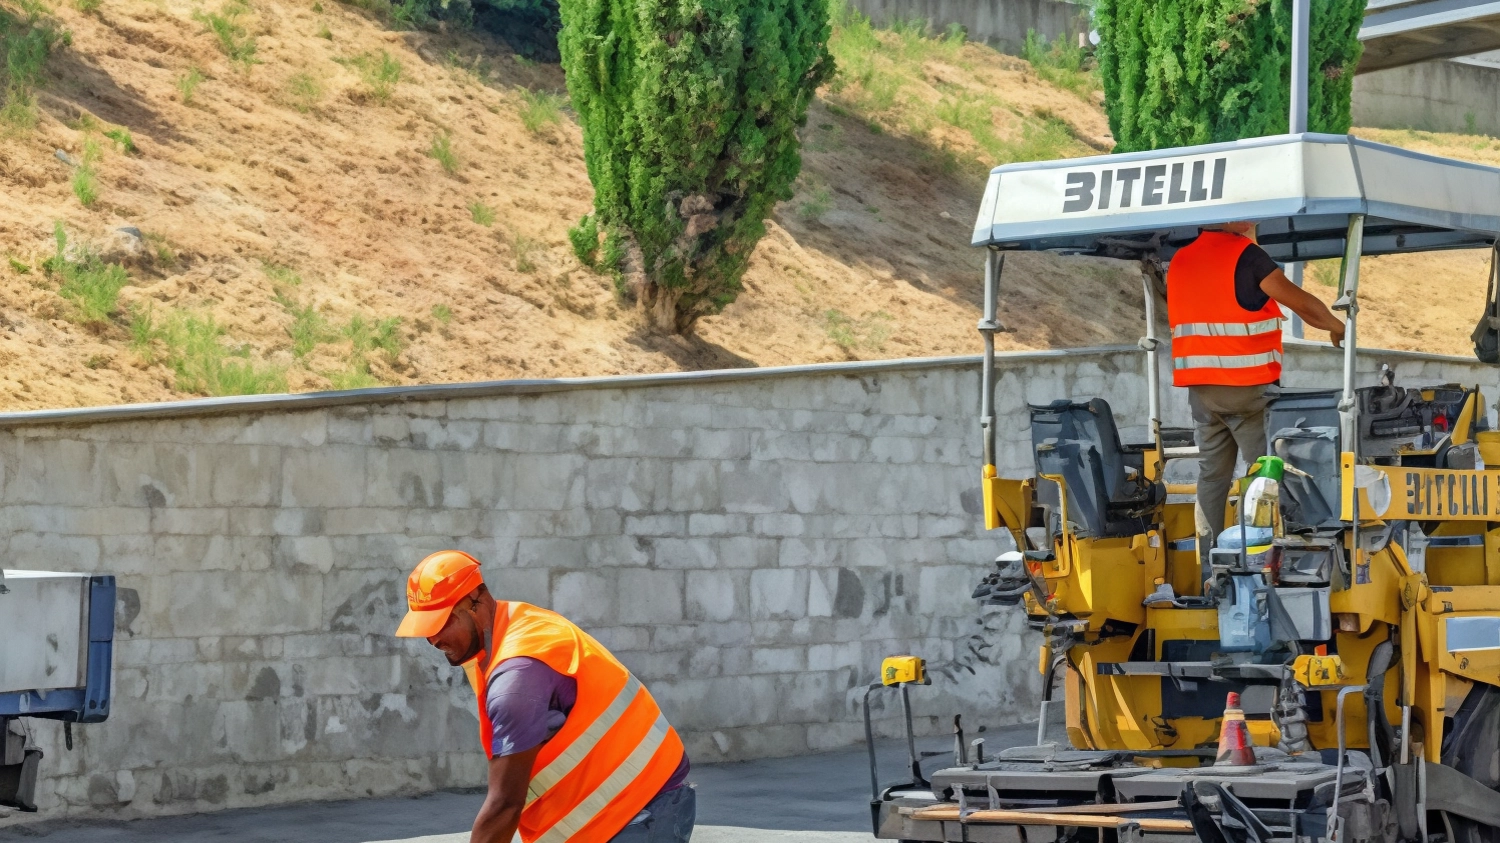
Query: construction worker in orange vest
1167 222 1346 546
397 551 693 843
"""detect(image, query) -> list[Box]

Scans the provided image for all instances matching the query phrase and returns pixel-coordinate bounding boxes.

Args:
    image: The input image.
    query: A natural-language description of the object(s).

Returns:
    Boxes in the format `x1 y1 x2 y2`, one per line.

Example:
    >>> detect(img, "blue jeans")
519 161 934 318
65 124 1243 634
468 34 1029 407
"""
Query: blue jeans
609 784 696 843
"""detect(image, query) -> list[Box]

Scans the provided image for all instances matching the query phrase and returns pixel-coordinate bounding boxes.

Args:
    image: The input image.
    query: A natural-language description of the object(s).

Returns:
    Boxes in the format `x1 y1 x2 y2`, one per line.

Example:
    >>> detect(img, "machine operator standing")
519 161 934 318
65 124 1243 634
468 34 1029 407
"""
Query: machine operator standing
397 551 694 843
1166 222 1346 546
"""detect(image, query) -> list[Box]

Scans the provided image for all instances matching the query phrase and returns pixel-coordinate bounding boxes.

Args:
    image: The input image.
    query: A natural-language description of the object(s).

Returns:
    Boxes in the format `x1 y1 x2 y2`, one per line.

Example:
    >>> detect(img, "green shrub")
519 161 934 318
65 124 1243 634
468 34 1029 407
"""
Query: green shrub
559 0 834 332
127 302 159 359
430 303 452 323
148 238 177 267
158 311 287 395
388 0 420 27
71 137 100 206
270 289 333 359
338 50 401 101
469 200 495 226
345 314 401 357
286 71 325 112
479 0 554 26
518 89 564 133
177 67 204 103
44 222 130 324
1021 29 1097 97
568 213 598 267
428 131 459 175
195 1 259 69
1095 0 1366 152
1 2 67 133
511 232 539 273
104 127 137 153
75 0 100 13
334 313 401 387
262 262 303 287
290 304 332 358
823 308 892 351
796 184 832 220
329 367 380 390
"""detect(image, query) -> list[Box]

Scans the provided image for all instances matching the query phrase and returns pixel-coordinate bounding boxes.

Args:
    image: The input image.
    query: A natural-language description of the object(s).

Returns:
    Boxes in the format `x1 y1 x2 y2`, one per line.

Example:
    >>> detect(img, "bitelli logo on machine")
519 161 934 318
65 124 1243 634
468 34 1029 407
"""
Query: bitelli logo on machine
1061 157 1229 213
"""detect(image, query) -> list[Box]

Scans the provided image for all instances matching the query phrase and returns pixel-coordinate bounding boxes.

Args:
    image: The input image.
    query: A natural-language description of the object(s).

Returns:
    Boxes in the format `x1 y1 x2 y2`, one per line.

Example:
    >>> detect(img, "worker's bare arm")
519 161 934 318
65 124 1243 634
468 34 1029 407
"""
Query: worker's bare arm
1260 269 1346 347
471 745 542 843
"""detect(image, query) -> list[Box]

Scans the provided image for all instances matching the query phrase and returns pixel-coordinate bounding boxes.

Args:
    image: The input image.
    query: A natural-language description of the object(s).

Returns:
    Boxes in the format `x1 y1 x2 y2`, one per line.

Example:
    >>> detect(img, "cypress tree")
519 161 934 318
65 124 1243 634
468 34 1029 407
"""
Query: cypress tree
1095 0 1366 153
559 0 833 333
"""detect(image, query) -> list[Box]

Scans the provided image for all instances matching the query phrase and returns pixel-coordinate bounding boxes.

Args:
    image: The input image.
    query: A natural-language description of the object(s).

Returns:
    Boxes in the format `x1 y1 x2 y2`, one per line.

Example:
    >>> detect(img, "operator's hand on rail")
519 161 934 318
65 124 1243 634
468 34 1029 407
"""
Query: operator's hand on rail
1260 269 1346 348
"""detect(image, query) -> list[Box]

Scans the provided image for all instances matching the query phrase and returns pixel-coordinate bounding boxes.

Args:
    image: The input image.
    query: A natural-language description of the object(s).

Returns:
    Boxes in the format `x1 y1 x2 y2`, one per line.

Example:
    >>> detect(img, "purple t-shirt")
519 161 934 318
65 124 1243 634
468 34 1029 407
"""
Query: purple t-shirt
486 657 689 793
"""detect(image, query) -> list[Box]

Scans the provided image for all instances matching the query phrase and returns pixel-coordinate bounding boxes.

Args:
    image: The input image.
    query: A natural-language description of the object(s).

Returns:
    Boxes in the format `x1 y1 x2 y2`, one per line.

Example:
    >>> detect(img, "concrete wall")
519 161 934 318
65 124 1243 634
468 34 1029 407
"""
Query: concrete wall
1353 55 1500 136
847 0 1088 54
3 342 1497 822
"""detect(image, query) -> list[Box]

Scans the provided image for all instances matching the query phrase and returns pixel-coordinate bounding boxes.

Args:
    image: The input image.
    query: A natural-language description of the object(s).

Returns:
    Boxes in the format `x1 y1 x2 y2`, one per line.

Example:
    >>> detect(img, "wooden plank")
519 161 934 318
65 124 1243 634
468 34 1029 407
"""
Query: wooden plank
910 805 1195 833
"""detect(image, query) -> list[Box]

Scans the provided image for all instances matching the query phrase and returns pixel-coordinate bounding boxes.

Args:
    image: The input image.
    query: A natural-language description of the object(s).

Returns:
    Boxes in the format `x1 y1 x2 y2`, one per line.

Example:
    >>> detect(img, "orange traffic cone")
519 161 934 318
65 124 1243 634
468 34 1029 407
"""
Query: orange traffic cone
1214 692 1256 766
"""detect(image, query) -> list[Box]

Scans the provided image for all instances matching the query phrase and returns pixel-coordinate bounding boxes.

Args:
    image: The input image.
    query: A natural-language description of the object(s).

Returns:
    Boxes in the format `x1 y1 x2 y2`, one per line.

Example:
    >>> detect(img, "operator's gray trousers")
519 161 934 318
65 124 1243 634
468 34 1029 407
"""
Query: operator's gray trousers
1190 384 1275 545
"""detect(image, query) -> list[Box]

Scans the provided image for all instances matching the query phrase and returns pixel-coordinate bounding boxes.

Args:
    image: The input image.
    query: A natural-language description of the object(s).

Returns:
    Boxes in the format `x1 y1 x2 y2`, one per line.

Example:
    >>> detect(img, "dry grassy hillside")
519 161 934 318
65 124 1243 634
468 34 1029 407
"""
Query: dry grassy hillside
1297 128 1500 357
0 0 1492 411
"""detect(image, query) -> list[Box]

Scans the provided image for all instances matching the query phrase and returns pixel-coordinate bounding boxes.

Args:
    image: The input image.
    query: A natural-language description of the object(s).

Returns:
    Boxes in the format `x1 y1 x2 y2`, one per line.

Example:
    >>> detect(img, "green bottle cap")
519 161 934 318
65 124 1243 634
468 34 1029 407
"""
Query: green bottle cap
1250 456 1285 481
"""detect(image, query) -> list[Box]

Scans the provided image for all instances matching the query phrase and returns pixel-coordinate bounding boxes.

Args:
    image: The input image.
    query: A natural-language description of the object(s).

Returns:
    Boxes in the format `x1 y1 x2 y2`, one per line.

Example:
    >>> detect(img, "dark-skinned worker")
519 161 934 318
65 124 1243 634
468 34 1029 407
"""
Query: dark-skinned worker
396 550 694 843
1167 221 1346 547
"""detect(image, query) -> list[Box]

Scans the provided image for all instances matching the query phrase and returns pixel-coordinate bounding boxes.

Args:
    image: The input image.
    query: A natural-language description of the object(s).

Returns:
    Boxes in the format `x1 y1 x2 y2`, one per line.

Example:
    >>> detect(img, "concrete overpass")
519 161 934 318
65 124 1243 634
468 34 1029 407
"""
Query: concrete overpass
1360 0 1500 73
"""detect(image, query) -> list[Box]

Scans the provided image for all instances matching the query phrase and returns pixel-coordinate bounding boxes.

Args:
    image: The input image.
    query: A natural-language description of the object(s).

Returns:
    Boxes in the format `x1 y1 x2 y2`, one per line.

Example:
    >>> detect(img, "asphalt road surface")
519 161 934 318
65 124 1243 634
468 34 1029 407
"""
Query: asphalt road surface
0 727 1034 842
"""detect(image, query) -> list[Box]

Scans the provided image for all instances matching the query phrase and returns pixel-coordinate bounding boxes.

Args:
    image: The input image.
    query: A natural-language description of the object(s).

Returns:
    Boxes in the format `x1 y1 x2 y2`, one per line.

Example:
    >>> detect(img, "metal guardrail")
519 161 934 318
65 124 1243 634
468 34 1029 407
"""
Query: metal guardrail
0 341 1485 430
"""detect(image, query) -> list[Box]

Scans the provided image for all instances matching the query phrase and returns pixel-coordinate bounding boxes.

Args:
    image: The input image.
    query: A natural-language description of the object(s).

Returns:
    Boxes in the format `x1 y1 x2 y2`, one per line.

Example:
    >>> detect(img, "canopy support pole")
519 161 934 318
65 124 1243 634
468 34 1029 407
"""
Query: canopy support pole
1285 0 1311 343
1335 214 1365 452
1139 266 1163 444
1290 0 1310 135
979 250 1004 470
1287 264 1306 339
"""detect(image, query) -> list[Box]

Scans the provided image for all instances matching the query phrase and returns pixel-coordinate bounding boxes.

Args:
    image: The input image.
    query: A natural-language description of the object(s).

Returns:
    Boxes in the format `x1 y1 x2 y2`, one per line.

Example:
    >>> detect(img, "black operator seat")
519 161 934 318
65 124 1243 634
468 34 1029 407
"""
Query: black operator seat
1029 398 1158 539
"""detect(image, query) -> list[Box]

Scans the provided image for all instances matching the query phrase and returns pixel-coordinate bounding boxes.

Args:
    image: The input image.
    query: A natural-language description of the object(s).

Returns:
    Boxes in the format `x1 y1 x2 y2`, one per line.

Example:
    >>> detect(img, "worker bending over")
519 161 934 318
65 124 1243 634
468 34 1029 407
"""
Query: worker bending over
1167 222 1345 546
397 551 693 843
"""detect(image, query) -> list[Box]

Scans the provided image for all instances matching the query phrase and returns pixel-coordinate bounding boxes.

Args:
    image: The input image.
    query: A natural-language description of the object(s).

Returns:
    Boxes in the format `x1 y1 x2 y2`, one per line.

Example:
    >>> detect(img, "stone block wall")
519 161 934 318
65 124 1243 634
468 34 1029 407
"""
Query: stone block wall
1353 57 1500 137
3 342 1496 821
846 0 1088 55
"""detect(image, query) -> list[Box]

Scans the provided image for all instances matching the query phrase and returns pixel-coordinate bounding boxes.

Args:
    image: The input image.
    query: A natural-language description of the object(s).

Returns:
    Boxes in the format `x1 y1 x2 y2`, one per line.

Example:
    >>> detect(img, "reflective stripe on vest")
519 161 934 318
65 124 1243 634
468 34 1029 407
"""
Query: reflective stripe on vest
525 675 643 806
1171 318 1281 339
1165 231 1283 387
532 713 673 843
1173 350 1283 370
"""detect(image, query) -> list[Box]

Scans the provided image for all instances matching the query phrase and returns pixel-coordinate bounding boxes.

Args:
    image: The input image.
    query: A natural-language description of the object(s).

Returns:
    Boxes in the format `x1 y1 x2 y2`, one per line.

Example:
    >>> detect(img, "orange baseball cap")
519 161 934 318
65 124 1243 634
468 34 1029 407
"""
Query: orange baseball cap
395 550 485 638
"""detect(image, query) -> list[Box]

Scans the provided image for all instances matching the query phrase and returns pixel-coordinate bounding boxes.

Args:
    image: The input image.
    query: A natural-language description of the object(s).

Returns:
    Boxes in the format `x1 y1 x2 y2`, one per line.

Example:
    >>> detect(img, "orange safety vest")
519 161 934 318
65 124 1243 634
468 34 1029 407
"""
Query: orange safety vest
461 602 685 843
1166 231 1284 387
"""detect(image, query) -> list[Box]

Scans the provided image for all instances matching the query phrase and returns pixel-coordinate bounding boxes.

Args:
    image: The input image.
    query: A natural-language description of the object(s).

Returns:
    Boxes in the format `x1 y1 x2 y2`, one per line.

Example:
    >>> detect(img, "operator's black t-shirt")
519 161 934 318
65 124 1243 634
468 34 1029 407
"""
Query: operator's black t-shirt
1233 243 1281 312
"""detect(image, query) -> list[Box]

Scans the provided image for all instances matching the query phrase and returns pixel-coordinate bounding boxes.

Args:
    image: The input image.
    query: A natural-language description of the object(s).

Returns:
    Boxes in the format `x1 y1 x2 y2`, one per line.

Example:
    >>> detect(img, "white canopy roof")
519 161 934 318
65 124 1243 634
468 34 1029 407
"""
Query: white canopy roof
971 133 1500 262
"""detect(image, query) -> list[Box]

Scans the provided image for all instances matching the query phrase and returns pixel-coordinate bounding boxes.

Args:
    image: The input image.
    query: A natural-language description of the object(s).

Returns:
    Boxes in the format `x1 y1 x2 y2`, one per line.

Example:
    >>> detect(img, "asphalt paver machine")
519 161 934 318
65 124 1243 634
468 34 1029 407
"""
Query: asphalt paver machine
872 134 1500 843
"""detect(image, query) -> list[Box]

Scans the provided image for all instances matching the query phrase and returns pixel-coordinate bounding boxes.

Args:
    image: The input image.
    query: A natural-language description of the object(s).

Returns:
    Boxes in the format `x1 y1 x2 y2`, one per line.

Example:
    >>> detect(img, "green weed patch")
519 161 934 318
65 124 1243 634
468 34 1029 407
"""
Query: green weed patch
133 306 288 395
194 1 259 69
337 50 401 102
0 1 68 133
44 222 129 324
517 89 564 133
